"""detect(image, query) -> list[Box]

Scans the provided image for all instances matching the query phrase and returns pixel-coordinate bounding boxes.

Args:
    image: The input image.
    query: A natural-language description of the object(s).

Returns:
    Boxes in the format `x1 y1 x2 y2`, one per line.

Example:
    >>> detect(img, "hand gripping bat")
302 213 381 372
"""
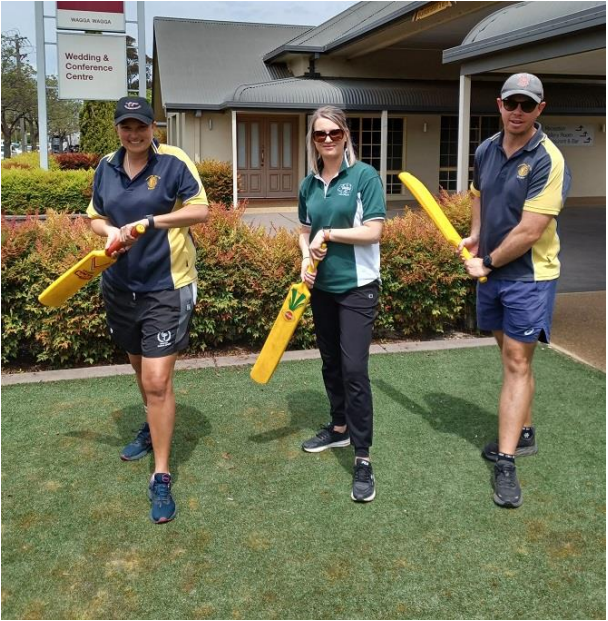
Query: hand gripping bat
398 172 487 284
250 248 325 385
38 224 146 307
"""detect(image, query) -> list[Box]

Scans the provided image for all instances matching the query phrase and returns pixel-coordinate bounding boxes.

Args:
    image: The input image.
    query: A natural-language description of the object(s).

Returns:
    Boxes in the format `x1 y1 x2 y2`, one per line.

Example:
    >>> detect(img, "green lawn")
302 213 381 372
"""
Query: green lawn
2 347 605 620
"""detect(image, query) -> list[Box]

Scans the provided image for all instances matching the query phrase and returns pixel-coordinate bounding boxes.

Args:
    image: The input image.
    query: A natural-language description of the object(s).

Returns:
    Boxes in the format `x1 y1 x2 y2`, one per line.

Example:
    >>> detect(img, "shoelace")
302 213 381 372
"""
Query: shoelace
496 463 517 488
135 424 151 444
152 481 172 503
354 463 372 483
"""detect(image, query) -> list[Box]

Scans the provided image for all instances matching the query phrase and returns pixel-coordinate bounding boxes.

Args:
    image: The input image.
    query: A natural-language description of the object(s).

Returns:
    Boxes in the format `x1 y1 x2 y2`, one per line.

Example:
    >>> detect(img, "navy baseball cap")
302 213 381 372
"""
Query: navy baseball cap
114 97 154 125
501 73 544 103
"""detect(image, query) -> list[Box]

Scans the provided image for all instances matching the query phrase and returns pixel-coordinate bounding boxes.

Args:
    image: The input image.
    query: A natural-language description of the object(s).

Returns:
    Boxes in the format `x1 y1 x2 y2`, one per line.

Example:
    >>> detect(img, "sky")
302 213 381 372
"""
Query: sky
1 0 358 74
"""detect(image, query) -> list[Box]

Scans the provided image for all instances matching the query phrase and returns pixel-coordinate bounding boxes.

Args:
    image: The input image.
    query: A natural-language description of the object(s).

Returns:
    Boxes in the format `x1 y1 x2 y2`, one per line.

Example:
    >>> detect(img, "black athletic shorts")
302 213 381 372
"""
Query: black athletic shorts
101 278 197 358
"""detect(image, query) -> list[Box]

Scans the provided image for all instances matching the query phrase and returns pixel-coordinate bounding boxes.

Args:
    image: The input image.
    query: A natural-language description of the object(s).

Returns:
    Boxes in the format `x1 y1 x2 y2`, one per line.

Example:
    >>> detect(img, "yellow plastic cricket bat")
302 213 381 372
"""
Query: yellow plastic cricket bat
398 172 487 284
250 250 324 384
38 224 146 307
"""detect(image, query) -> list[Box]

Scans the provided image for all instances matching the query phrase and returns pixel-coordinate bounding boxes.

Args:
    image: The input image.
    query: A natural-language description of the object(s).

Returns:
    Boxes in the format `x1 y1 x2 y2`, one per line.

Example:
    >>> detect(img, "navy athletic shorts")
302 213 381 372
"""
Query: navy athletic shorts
101 278 197 357
477 278 558 344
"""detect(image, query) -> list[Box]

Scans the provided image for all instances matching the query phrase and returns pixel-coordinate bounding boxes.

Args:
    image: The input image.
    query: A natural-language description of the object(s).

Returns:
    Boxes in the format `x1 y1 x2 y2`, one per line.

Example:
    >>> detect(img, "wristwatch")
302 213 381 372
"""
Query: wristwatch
146 214 155 229
482 254 494 270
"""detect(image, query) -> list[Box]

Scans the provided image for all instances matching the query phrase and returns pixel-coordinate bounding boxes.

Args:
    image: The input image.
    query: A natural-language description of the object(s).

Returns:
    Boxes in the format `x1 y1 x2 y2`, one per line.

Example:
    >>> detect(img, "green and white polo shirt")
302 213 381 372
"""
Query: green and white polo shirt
299 159 386 294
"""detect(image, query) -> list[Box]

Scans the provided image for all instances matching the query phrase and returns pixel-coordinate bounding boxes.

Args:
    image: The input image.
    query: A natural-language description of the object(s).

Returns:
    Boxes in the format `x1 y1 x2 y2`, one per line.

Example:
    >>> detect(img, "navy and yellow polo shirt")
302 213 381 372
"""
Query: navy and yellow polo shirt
299 159 386 294
87 140 208 292
471 123 571 281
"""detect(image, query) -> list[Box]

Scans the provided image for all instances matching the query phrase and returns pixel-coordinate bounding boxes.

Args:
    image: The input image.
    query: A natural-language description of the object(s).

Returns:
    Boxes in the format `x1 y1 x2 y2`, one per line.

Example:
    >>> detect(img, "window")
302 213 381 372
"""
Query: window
439 116 500 191
347 117 404 195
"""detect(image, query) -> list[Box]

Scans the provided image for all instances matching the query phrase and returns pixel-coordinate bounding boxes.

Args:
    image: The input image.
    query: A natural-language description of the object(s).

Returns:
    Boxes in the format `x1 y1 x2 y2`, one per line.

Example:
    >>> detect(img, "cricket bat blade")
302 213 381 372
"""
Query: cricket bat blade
398 172 486 283
39 224 146 307
250 281 311 384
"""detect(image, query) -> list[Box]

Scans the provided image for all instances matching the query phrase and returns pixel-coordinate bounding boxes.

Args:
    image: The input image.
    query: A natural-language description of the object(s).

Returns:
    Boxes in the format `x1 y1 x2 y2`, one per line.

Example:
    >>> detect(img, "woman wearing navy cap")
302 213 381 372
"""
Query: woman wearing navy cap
87 96 208 523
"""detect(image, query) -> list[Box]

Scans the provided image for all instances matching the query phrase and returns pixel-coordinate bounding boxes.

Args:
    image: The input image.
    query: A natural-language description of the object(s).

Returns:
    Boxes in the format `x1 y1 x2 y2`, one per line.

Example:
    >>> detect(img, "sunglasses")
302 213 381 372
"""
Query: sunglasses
502 98 539 113
312 129 345 143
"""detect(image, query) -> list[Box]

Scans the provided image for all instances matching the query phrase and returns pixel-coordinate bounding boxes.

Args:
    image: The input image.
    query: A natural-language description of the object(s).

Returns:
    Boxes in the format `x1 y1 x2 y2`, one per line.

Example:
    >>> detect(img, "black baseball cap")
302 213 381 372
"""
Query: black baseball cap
114 96 154 125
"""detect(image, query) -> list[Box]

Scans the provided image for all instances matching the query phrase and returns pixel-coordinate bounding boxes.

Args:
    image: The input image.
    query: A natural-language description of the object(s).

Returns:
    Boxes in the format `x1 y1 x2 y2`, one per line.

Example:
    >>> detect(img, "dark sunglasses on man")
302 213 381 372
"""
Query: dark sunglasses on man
312 129 345 143
501 98 539 113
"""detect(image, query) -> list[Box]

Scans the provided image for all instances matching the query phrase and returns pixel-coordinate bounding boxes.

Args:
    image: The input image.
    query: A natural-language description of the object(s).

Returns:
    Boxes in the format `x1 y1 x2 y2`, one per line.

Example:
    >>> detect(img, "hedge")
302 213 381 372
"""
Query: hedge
1 195 476 369
2 159 237 214
1 168 95 214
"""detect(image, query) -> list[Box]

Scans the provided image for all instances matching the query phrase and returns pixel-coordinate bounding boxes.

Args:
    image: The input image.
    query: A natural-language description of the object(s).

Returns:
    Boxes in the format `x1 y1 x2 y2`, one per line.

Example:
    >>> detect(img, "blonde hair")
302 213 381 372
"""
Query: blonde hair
306 106 357 176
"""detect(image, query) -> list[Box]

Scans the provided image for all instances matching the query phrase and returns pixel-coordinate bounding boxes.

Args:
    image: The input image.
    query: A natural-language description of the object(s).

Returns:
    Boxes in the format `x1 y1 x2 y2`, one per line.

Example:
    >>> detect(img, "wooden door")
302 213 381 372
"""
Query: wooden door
237 116 298 199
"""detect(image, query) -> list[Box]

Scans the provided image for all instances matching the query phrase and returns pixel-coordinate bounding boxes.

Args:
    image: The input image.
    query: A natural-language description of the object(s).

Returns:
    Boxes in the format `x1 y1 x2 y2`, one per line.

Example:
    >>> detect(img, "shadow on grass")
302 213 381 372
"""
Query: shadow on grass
63 403 209 483
373 378 496 451
248 389 326 444
248 389 355 474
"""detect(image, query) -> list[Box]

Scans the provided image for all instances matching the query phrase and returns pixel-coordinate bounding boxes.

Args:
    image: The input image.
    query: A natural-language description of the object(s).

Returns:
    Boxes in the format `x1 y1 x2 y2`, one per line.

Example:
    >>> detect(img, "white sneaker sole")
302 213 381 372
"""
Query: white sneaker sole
302 439 351 453
351 488 376 502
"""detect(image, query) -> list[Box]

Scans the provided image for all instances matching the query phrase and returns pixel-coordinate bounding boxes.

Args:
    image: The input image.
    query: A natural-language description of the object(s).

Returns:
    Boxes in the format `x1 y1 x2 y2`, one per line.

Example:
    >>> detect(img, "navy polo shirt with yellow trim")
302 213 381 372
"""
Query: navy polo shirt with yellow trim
299 159 386 294
471 123 571 281
87 140 208 292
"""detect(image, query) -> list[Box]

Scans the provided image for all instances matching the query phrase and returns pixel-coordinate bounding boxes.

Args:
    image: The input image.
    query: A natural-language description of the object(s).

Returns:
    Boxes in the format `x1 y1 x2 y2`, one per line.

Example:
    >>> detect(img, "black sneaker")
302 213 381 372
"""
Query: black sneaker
351 459 376 502
148 473 177 523
302 423 350 453
482 427 537 462
492 459 523 508
120 422 153 461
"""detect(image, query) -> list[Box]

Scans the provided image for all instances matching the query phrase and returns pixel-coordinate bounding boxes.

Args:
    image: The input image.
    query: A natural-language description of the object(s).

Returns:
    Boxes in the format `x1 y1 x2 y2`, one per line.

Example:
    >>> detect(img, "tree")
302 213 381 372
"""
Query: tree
1 32 37 158
79 100 120 155
47 76 81 149
126 35 152 91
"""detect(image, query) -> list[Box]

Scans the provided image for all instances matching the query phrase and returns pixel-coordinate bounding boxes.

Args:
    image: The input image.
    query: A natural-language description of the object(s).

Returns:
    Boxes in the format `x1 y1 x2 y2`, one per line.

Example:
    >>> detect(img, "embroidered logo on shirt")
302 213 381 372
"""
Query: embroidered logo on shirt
517 163 531 179
147 175 161 190
337 183 353 196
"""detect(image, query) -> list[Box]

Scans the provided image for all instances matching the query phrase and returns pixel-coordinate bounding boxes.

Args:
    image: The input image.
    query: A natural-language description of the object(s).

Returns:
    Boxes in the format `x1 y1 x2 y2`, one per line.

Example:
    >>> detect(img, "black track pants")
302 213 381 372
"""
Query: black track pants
310 280 379 454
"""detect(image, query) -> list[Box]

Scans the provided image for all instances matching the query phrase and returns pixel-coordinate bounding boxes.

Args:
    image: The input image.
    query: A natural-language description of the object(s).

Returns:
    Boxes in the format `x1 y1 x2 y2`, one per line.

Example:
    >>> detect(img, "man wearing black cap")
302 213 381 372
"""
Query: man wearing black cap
87 96 209 523
458 73 571 508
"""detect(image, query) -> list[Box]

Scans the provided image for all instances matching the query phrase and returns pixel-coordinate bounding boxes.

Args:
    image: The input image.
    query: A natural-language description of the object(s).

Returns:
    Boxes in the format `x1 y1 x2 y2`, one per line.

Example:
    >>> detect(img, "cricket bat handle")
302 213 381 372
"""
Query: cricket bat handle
459 246 487 284
305 242 327 276
105 223 146 257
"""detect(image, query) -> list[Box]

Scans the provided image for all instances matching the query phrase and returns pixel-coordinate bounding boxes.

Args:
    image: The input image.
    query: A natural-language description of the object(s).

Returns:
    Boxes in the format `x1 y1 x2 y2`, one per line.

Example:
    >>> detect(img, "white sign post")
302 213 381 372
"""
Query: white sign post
57 33 127 100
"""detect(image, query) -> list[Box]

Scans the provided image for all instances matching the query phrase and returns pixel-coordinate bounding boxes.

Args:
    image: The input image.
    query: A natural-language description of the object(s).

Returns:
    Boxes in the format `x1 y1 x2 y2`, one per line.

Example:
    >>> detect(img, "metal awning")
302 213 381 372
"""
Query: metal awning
208 78 604 115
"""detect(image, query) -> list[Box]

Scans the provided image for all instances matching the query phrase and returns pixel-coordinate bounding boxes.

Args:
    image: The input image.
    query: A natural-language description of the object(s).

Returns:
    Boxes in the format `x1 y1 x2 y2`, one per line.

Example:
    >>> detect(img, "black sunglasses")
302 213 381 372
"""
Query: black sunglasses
312 129 345 143
502 98 539 113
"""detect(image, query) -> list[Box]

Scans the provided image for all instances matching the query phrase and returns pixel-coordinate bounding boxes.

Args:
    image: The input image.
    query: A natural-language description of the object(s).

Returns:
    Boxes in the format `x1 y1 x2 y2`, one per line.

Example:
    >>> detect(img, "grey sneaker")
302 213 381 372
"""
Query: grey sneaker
302 423 350 453
351 459 376 502
492 459 523 508
120 422 153 461
482 427 537 462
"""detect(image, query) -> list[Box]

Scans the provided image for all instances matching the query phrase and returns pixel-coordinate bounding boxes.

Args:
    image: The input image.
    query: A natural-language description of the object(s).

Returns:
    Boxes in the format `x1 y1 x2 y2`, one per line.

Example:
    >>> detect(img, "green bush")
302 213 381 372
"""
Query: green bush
1 196 476 369
1 152 60 171
195 159 240 207
1 158 239 214
1 168 94 214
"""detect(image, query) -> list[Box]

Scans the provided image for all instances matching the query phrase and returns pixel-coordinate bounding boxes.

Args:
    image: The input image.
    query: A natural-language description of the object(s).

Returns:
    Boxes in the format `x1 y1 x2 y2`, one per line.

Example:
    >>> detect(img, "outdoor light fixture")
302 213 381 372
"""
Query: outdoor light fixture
423 122 428 133
208 119 213 130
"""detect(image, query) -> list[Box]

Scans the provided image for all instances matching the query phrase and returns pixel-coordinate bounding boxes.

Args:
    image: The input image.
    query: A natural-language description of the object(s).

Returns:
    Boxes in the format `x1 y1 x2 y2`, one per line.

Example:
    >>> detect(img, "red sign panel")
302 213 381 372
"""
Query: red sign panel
57 2 124 13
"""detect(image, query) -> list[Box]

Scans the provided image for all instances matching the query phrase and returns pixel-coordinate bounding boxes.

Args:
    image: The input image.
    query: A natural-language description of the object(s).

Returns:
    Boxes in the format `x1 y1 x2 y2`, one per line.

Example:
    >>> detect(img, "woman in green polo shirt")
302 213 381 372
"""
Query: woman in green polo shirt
298 105 386 502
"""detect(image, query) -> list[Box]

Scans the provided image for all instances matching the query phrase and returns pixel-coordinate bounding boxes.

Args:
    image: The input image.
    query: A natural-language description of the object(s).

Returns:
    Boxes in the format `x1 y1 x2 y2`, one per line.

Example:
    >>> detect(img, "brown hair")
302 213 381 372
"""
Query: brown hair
306 106 357 176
